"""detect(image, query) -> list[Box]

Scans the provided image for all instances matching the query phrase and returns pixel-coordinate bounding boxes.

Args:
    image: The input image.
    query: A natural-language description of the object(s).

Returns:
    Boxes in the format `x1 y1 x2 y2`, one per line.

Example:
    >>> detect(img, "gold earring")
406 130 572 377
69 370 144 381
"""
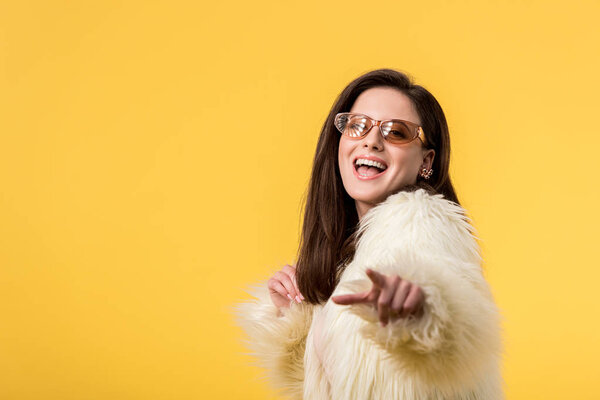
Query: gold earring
419 167 433 179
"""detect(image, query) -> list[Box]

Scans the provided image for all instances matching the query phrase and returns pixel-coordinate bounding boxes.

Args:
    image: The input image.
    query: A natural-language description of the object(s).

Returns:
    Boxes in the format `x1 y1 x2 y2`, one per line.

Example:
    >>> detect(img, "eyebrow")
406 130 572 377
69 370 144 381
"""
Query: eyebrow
349 112 420 125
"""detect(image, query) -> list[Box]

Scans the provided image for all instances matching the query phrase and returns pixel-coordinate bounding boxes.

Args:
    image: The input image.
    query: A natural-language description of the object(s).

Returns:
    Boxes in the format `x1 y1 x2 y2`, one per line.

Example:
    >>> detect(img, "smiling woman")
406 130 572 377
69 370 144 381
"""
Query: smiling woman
234 69 503 399
337 87 436 220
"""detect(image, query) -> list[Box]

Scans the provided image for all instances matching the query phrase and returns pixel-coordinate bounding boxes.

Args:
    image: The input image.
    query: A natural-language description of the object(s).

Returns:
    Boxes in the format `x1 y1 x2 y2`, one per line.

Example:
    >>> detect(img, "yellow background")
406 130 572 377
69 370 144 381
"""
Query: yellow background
1 1 599 399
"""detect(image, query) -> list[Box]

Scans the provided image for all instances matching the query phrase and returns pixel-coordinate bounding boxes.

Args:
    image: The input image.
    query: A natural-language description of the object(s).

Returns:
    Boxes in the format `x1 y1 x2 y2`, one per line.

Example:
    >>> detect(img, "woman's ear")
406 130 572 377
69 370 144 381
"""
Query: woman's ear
422 149 435 170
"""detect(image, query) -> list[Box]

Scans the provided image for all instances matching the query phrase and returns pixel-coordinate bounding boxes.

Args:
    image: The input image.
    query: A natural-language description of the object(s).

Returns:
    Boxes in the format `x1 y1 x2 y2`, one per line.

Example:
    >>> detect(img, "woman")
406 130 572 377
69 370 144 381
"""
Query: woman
235 69 503 399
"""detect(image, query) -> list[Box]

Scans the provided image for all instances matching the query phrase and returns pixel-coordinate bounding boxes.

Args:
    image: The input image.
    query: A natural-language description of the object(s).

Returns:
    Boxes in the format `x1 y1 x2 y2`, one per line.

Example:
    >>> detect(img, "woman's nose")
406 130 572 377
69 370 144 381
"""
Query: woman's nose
362 124 385 150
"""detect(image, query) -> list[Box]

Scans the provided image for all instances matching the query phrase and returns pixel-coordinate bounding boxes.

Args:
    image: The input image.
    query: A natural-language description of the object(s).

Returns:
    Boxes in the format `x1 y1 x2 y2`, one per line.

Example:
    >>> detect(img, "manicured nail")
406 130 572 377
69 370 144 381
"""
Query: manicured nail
287 294 293 301
295 296 301 303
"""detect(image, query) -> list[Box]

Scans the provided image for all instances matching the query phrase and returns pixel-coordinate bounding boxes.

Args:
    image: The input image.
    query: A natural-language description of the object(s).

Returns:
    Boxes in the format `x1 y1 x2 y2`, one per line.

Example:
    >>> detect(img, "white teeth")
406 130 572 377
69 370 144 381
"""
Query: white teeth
355 158 387 170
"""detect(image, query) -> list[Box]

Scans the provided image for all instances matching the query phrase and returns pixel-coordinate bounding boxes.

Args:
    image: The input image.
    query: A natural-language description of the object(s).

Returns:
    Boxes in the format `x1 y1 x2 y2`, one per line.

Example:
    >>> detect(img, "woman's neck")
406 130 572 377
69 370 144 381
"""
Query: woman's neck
355 200 375 221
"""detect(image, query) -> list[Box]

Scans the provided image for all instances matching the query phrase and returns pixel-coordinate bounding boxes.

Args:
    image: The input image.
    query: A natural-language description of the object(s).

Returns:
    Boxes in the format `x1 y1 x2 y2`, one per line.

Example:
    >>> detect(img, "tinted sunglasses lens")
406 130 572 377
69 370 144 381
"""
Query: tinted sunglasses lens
336 114 370 138
381 121 416 143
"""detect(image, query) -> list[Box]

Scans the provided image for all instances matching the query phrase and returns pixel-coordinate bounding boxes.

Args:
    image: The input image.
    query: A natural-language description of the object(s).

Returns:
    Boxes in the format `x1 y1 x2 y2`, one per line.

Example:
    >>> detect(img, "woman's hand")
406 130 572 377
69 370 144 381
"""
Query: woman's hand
267 263 305 310
331 268 425 326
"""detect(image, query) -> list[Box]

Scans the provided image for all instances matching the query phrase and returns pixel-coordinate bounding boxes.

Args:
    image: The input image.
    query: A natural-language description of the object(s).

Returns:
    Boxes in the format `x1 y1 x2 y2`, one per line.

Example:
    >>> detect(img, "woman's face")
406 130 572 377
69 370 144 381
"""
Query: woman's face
338 87 435 219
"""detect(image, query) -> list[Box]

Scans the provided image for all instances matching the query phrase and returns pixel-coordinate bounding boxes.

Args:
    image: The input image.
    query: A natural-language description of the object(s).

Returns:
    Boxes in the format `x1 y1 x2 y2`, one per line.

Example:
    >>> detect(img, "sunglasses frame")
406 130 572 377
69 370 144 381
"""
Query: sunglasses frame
334 112 429 147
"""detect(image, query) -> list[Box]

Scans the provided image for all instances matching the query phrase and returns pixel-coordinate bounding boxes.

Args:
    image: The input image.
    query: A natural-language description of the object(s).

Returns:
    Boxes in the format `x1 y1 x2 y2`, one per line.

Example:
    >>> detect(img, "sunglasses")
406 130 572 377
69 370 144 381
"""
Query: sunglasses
334 112 428 147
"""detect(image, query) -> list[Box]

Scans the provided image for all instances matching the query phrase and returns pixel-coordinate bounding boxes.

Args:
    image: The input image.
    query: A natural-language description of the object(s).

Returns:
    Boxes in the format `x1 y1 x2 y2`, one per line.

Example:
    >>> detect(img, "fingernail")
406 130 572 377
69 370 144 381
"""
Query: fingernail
295 296 301 303
287 294 293 301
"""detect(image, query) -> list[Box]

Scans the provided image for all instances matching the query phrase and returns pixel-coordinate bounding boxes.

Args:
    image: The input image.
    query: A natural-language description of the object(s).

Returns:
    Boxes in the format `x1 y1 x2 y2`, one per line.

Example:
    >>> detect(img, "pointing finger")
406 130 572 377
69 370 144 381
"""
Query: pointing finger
331 291 370 305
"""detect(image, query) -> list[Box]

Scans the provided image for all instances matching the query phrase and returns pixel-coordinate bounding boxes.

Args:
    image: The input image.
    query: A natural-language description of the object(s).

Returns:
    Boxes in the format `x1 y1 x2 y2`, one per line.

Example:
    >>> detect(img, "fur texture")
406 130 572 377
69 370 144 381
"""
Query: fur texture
234 281 314 399
234 189 504 399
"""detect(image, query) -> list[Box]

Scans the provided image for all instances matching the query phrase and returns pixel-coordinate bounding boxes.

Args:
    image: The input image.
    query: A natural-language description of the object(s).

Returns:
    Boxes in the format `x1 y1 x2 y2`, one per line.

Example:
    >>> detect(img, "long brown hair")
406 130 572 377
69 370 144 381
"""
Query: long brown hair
295 68 460 304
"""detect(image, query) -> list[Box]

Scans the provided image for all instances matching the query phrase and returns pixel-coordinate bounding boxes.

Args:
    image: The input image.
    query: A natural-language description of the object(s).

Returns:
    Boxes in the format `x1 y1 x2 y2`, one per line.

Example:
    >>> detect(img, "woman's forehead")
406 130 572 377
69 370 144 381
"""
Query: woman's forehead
350 87 420 124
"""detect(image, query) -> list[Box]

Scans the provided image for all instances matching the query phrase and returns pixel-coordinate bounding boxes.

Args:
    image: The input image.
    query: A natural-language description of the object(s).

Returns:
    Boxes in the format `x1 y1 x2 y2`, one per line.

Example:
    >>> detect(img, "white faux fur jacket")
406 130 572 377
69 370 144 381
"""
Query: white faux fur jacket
235 189 504 399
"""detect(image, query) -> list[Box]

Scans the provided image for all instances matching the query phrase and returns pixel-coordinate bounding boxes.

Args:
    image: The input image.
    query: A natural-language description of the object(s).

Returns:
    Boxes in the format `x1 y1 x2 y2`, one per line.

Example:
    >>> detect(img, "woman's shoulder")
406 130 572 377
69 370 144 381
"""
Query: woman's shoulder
356 187 481 265
363 187 471 229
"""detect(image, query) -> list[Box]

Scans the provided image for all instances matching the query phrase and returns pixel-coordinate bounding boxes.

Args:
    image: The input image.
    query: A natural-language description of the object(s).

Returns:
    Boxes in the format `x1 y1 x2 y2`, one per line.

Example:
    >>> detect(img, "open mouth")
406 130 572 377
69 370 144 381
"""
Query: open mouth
353 159 388 179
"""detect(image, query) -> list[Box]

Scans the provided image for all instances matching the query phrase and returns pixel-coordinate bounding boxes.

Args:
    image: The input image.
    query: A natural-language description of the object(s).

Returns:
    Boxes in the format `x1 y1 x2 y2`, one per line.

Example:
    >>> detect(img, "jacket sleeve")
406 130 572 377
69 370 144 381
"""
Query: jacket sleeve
334 190 503 387
233 279 314 399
